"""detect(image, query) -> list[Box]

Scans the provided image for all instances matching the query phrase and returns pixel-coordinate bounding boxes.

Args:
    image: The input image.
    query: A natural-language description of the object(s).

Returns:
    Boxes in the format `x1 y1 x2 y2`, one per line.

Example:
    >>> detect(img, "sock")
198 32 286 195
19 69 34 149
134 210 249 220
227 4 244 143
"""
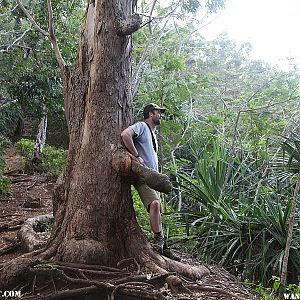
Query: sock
154 231 164 239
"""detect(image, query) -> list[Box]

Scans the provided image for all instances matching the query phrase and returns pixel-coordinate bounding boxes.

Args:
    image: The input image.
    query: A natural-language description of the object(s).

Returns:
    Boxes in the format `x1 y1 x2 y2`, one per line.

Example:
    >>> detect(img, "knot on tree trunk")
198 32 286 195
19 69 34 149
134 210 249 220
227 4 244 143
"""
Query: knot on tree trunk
116 14 142 35
111 149 172 193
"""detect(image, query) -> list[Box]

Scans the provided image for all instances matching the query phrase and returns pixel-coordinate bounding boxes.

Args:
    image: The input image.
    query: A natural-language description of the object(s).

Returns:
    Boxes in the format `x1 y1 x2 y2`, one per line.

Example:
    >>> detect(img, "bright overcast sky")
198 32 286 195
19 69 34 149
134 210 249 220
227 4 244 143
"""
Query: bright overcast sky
202 0 300 68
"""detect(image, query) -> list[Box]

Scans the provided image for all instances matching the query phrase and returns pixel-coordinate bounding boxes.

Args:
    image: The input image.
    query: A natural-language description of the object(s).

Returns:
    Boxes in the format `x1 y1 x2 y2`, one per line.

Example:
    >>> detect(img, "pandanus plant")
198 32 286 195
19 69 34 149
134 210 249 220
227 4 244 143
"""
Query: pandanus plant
178 137 300 285
279 133 300 290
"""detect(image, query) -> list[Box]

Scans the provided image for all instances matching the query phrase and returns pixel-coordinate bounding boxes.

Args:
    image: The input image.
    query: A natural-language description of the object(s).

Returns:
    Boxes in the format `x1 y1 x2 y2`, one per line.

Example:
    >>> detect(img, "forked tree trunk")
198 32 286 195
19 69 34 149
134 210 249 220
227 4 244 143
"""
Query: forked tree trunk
41 0 207 280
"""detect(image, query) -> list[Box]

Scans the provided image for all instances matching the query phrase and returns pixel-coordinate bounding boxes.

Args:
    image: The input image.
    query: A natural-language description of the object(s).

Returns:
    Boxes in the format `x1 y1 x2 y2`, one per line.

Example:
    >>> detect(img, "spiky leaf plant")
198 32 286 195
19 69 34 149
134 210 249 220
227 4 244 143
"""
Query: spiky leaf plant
278 133 300 289
178 138 300 285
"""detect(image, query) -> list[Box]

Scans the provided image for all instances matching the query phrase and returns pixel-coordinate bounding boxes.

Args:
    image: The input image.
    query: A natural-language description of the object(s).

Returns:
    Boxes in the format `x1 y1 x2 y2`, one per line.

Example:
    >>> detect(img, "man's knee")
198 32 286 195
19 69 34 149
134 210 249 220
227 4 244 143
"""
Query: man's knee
149 200 160 213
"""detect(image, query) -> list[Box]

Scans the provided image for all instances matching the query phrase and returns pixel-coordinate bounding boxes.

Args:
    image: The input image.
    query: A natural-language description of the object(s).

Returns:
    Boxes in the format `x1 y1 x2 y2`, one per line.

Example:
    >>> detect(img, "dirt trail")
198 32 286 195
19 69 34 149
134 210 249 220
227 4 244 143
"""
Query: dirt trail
0 146 54 264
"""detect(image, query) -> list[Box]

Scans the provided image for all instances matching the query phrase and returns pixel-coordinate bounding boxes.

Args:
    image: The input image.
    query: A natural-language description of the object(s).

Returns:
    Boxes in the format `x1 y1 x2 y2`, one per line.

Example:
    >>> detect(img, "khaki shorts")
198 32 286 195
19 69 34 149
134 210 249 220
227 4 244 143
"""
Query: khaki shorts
133 178 160 212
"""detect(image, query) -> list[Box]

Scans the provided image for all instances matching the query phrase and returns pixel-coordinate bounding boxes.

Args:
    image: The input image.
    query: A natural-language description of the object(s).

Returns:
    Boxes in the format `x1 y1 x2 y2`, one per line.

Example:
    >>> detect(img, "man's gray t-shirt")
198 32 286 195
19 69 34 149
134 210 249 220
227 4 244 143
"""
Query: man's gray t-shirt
129 122 158 171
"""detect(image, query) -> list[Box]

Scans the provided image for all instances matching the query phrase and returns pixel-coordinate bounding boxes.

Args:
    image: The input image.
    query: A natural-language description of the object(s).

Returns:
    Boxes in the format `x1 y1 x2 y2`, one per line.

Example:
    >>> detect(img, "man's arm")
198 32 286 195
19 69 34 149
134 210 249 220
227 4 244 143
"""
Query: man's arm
120 128 139 157
121 128 144 164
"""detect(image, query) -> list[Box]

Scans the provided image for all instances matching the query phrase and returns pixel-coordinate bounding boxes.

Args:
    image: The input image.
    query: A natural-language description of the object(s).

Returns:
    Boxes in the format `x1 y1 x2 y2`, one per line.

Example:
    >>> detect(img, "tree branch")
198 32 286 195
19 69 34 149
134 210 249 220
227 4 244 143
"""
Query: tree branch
131 1 180 97
148 0 158 34
0 4 18 17
7 28 31 51
0 99 17 111
46 0 69 81
16 0 69 82
16 0 49 37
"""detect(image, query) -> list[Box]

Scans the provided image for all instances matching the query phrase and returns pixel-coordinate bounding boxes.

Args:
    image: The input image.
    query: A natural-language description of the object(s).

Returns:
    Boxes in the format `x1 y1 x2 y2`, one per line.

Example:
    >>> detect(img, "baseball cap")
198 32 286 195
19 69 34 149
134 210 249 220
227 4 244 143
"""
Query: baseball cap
143 103 166 118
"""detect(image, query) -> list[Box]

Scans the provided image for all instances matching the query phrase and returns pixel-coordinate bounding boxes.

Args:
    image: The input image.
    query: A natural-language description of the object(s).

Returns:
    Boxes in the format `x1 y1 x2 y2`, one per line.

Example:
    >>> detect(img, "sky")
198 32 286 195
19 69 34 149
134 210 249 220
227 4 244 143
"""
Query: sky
202 0 300 68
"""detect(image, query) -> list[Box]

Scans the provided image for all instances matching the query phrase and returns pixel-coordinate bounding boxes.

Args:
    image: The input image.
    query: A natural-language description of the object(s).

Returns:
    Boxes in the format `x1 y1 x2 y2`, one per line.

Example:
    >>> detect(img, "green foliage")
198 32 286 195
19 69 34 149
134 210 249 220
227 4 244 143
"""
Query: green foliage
269 276 300 298
181 0 225 13
132 187 152 237
16 139 66 177
0 136 11 195
278 133 300 175
36 220 54 233
176 139 300 285
255 282 278 300
132 18 300 289
15 139 33 155
162 201 187 243
0 0 84 143
0 136 11 152
247 276 300 300
0 176 11 196
0 104 22 137
181 0 201 12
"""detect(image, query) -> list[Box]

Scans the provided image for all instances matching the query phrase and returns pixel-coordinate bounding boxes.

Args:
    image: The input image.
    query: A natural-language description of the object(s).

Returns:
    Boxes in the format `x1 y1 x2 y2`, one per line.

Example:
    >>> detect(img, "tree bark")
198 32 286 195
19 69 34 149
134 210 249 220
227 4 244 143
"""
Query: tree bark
280 171 300 290
32 107 47 163
47 0 140 267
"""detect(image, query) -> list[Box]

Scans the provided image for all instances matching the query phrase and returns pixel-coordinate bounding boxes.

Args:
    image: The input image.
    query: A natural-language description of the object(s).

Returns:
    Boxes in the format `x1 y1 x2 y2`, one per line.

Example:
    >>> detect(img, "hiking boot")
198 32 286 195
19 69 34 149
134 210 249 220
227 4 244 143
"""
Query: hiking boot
153 235 165 254
162 248 181 261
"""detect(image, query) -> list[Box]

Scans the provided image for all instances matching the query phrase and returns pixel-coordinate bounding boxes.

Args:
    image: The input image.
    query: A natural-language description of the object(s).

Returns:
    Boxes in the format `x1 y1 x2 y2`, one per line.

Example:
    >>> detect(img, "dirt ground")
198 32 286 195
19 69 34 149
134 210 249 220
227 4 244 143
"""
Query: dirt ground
0 146 54 264
0 146 258 300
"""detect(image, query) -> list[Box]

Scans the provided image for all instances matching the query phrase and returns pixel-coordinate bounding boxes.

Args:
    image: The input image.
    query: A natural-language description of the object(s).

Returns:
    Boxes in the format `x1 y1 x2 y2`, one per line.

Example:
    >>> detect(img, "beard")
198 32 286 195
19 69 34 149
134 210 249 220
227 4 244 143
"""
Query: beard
153 117 161 125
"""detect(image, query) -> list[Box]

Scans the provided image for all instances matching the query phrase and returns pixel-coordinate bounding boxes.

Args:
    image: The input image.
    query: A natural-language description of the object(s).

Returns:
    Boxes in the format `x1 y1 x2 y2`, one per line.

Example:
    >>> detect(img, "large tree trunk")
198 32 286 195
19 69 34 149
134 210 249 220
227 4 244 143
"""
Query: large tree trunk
47 0 139 266
39 0 207 280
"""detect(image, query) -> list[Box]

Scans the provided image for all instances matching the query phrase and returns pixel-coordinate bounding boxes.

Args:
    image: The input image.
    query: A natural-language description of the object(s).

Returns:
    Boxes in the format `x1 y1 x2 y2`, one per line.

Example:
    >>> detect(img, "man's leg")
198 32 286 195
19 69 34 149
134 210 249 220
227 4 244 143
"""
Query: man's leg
149 199 162 233
149 200 165 253
133 180 166 253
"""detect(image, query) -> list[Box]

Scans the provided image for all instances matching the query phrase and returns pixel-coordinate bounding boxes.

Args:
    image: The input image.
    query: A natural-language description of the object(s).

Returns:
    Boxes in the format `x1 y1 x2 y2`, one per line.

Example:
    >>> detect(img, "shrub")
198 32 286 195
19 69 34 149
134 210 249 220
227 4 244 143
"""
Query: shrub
178 138 300 286
16 139 66 177
0 175 11 195
132 187 152 237
0 136 11 195
0 104 22 138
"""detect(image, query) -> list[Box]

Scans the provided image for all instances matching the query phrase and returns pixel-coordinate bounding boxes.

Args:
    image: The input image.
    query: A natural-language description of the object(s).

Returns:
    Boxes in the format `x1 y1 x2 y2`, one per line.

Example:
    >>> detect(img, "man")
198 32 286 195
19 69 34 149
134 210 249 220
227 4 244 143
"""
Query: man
121 103 167 253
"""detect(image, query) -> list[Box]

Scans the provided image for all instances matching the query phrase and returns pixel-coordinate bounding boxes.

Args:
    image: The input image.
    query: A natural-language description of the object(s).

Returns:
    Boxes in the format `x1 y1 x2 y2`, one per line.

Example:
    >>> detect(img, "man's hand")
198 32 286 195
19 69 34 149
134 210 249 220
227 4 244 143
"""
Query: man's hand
137 156 144 165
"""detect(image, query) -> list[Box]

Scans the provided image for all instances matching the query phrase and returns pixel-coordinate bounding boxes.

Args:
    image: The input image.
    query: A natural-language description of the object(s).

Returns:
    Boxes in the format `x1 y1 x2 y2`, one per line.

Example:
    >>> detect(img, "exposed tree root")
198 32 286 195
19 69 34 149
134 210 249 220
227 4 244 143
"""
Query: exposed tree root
138 247 210 281
117 257 141 273
0 254 256 300
43 260 123 272
166 275 191 294
20 286 100 300
43 263 130 278
0 219 24 233
10 177 32 183
0 215 255 299
21 262 169 299
0 241 21 256
0 257 39 290
18 214 53 252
